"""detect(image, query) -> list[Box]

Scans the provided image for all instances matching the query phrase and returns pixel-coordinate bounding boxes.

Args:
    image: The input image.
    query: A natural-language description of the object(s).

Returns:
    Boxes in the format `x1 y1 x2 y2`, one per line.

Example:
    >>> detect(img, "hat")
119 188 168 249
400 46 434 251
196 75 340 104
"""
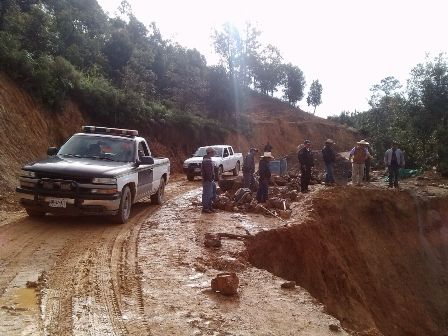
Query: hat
249 147 259 152
357 140 369 145
304 140 311 144
206 147 216 153
261 152 274 159
325 139 334 144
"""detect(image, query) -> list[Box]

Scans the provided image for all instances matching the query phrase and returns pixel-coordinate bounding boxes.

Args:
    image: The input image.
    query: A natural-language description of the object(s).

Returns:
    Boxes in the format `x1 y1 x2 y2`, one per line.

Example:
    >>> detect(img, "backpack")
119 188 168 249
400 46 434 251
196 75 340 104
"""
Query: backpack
353 146 366 164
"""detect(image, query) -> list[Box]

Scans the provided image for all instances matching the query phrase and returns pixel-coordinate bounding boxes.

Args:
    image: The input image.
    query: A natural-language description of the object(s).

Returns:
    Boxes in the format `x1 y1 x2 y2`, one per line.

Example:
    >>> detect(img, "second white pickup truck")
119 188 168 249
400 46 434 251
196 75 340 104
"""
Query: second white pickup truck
183 145 243 181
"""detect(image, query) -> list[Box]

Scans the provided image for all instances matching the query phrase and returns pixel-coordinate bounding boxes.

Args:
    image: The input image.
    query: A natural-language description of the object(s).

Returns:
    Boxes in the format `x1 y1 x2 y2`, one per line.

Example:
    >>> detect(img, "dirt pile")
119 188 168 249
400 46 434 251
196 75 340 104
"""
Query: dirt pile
246 187 448 335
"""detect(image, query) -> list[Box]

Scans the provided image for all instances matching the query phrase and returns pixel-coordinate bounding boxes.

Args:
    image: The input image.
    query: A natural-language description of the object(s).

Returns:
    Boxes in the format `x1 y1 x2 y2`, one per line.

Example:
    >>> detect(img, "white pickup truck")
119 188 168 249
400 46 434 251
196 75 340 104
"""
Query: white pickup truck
16 126 170 223
183 145 243 181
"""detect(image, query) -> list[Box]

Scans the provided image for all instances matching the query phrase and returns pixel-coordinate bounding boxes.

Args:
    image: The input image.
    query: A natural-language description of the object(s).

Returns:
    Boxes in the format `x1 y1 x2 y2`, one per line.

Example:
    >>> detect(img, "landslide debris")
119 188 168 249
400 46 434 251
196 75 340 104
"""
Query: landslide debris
246 186 448 336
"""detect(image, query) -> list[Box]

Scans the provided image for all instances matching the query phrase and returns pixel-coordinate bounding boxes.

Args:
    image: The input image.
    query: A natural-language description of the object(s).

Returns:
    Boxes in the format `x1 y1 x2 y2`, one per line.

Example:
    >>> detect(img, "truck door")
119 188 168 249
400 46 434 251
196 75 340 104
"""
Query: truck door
223 147 230 171
136 141 153 200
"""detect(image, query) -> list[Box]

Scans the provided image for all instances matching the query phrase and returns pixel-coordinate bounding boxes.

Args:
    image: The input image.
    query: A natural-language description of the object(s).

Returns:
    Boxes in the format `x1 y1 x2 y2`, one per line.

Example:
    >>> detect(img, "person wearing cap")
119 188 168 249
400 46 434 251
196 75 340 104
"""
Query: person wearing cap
201 147 217 213
242 147 258 190
298 140 314 193
349 140 371 186
322 139 336 186
384 141 405 188
256 152 274 203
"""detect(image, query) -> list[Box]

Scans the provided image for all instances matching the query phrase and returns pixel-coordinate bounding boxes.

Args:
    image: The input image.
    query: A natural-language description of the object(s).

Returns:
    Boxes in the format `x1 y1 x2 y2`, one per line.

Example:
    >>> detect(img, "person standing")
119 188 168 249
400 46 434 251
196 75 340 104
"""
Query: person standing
263 142 273 153
242 147 258 190
322 139 336 185
298 140 314 193
363 141 373 182
201 147 217 213
256 152 274 203
349 140 370 186
384 141 405 188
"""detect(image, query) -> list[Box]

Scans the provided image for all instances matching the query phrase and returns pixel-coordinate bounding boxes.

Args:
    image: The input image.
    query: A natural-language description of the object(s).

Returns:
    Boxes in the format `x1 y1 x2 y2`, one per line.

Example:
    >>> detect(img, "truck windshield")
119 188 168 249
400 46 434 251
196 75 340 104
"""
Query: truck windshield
58 135 136 162
193 147 222 157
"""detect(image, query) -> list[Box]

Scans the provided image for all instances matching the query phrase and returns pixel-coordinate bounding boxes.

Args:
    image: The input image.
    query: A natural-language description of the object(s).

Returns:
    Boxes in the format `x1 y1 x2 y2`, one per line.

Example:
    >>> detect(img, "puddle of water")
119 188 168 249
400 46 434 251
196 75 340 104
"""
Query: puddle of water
11 288 38 311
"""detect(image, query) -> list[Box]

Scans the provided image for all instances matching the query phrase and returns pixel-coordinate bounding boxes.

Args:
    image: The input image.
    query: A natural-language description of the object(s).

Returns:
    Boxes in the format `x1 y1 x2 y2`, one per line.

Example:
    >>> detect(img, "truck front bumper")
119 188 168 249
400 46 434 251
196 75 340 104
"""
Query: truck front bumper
16 188 121 216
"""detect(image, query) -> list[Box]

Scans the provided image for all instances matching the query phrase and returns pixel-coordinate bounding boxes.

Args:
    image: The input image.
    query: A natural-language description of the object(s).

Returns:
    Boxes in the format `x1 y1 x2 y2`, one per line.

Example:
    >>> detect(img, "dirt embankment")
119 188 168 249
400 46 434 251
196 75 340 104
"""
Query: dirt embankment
0 74 85 206
246 187 448 335
228 94 360 157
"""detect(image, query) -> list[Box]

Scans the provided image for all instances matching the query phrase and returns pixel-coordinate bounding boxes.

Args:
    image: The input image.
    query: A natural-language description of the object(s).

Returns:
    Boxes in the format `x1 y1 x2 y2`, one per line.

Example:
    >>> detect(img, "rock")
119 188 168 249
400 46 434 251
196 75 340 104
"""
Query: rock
287 190 299 201
273 176 288 186
211 272 239 296
26 281 38 288
278 210 292 219
204 233 222 248
280 281 296 289
329 324 340 332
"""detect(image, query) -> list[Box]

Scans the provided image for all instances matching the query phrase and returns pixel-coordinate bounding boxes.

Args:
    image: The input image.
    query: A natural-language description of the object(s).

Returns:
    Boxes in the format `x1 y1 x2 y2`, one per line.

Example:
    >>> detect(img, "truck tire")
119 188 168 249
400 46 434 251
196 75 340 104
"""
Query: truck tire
151 178 165 205
26 208 46 218
216 166 223 181
232 161 240 176
187 174 194 181
114 186 132 224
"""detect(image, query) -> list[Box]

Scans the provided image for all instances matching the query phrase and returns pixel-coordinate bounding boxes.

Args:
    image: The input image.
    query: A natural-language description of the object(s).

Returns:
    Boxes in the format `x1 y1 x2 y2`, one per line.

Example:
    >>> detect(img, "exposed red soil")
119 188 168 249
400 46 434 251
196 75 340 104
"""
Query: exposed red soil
246 186 448 335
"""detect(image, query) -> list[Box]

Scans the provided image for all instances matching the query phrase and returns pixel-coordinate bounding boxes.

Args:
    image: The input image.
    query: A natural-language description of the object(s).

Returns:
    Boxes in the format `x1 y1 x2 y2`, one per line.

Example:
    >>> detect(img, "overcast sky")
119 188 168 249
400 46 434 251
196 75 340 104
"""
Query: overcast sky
97 0 447 118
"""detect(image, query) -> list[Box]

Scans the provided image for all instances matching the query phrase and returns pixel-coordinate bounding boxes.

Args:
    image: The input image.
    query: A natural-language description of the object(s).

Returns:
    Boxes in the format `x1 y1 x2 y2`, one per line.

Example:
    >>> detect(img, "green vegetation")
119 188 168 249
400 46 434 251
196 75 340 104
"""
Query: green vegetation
0 0 316 148
328 55 448 176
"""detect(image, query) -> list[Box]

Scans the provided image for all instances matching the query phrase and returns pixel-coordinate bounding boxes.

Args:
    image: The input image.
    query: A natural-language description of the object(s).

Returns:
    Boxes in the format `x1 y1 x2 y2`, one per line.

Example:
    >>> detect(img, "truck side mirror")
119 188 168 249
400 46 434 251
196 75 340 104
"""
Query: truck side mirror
140 156 154 165
47 147 58 156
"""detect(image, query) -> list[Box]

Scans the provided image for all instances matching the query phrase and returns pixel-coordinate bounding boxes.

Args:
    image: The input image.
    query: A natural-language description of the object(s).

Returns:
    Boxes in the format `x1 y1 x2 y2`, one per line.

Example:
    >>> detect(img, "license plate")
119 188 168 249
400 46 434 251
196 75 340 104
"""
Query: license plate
48 198 69 208
194 168 201 172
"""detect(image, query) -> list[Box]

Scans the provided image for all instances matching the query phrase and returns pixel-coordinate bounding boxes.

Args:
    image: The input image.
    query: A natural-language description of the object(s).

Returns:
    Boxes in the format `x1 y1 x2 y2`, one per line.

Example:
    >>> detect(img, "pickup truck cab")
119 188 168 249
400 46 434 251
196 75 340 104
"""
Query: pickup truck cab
16 126 170 223
183 145 242 181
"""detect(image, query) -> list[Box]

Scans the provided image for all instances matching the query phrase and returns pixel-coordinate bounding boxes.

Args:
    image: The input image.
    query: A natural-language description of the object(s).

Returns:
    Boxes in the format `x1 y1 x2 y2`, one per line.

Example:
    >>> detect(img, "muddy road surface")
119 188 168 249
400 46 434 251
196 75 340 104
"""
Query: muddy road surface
0 178 344 336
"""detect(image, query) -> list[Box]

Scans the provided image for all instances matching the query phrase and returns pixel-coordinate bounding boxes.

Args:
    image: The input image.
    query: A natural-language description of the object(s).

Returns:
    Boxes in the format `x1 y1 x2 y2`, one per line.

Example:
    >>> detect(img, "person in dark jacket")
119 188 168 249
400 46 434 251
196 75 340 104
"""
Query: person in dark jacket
242 147 258 190
322 139 336 185
363 141 373 182
384 141 405 188
263 142 273 152
201 147 217 213
256 152 274 203
298 140 314 193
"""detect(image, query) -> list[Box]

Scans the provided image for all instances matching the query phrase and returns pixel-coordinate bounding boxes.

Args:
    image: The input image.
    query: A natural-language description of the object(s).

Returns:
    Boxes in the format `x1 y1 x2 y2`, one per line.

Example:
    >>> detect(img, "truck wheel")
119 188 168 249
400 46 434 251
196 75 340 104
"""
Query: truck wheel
216 166 224 181
114 186 132 224
232 161 240 176
151 178 165 205
187 174 194 181
26 208 46 218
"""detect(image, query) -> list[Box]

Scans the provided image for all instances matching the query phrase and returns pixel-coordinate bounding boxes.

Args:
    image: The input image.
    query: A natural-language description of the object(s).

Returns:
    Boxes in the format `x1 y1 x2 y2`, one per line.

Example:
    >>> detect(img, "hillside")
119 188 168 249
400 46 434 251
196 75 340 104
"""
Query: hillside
0 73 359 197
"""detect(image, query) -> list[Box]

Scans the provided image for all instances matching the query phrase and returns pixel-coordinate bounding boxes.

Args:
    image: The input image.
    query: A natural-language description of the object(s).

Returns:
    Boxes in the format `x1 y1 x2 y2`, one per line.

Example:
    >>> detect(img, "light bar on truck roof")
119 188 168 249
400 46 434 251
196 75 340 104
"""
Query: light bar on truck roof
82 126 139 137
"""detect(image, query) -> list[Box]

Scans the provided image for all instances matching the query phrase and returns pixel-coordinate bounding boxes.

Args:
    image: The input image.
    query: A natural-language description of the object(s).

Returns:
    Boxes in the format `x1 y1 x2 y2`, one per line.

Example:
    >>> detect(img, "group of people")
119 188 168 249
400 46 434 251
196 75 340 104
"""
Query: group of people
200 139 406 213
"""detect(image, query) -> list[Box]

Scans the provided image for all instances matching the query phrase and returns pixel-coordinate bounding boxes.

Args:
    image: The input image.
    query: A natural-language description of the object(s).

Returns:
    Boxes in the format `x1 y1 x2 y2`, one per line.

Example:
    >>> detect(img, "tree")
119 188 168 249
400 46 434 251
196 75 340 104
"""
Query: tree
212 23 242 83
282 63 306 105
252 44 284 95
306 79 322 114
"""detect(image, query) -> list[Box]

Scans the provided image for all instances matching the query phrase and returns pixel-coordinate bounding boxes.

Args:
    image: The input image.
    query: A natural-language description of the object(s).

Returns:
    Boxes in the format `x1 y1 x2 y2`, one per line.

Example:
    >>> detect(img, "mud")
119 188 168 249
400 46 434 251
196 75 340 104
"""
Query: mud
0 179 345 335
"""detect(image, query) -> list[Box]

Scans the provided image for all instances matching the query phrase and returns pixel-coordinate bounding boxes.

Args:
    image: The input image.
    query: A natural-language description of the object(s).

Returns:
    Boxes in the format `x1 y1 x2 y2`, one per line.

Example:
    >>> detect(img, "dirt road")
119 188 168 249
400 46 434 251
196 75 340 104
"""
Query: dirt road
0 178 345 336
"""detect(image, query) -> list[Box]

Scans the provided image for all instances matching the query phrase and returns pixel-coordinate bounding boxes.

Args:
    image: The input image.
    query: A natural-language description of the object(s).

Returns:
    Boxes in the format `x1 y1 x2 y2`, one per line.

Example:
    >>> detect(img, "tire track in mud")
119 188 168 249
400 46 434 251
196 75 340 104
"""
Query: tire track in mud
0 180 197 335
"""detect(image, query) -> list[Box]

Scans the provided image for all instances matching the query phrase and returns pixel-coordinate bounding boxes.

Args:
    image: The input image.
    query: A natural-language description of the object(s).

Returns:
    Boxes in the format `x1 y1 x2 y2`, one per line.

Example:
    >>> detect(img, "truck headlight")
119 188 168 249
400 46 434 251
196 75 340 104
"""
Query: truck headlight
183 162 189 168
21 170 36 178
92 177 117 185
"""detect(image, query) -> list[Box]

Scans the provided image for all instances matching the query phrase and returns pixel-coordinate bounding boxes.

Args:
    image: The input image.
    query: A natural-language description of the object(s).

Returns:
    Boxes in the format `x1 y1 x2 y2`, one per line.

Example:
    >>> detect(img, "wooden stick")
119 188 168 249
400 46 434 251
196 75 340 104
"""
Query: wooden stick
259 205 285 222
